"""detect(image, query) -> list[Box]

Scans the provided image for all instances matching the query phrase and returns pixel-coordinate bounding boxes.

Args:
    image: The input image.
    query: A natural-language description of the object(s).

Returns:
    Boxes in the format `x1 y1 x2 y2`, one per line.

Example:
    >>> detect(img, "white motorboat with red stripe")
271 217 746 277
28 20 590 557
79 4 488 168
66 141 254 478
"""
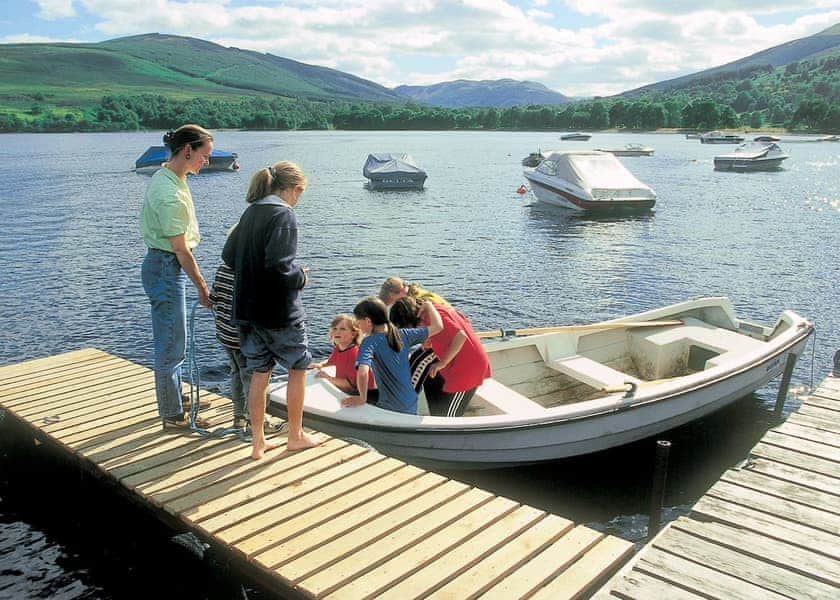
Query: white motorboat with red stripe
523 150 656 213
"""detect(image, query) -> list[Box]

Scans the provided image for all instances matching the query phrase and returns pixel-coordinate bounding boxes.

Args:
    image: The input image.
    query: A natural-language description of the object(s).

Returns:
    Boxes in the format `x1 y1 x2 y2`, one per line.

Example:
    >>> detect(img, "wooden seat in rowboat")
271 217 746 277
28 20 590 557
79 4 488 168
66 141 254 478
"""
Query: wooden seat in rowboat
472 378 546 416
631 316 766 371
546 355 641 389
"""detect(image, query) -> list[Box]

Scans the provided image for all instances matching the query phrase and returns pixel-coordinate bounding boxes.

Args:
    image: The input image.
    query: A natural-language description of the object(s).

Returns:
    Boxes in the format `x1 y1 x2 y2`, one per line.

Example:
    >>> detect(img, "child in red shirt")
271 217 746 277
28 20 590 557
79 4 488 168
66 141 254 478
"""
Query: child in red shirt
310 314 376 396
390 297 490 416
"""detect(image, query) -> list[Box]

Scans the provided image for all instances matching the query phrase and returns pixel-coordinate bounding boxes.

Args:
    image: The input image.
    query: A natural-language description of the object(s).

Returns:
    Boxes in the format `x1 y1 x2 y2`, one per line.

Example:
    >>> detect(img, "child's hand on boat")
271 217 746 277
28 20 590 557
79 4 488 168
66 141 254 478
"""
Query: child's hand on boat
341 395 365 407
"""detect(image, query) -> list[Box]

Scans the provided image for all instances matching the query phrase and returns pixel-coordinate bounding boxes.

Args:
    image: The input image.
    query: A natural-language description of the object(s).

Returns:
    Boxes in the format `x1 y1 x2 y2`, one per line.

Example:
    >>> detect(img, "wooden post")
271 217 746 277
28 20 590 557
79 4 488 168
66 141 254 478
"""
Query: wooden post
773 353 798 421
647 440 671 541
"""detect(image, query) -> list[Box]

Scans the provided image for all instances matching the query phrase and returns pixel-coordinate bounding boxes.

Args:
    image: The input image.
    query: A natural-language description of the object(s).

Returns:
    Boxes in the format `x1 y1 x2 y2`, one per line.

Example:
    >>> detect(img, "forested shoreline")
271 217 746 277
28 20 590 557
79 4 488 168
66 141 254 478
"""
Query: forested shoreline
1 92 836 133
2 53 838 133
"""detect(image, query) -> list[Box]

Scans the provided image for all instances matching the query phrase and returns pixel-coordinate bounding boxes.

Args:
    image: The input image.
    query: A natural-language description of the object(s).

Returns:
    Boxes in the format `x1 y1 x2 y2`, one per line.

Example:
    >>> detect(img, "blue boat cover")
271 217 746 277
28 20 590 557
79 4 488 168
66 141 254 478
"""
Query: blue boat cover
135 146 237 168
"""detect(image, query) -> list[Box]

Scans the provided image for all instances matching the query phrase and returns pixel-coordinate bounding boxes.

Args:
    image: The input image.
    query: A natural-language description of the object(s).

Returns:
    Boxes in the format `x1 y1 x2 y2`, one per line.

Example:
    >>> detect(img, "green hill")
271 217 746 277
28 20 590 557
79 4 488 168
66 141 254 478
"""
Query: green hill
393 79 571 108
624 23 840 96
0 32 401 121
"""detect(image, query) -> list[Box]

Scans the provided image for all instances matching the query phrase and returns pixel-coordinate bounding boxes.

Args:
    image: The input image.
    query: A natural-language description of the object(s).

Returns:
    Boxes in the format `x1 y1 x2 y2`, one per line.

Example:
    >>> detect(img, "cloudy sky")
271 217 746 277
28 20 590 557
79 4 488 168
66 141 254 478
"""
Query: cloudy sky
2 1 839 96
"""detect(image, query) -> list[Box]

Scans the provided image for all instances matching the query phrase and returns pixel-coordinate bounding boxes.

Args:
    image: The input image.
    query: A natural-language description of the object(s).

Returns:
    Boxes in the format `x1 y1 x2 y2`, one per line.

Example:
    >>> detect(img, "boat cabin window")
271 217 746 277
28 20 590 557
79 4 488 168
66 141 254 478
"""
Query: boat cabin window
536 160 557 176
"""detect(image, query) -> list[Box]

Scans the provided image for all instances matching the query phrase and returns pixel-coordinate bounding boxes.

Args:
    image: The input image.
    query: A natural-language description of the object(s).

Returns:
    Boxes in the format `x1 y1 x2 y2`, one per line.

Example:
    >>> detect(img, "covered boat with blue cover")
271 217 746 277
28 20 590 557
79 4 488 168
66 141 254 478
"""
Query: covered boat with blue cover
134 146 239 174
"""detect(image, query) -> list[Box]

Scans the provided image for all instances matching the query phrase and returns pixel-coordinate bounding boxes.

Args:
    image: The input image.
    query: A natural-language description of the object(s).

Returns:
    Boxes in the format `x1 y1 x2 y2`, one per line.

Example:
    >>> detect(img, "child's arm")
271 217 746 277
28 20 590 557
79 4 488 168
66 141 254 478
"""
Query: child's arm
423 302 444 337
341 365 370 407
309 354 335 370
430 330 467 377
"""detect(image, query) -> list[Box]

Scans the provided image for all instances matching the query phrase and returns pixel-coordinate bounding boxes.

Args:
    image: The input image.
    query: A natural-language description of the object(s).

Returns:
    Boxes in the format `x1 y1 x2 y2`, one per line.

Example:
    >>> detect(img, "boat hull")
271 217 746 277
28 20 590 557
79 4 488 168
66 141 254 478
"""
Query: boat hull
365 175 427 190
714 157 787 172
135 156 239 174
523 172 655 213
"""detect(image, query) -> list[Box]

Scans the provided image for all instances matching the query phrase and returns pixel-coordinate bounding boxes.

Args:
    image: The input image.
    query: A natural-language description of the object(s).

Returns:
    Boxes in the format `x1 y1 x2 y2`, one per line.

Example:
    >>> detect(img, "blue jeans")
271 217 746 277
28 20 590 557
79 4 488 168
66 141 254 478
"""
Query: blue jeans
225 347 250 419
142 248 187 419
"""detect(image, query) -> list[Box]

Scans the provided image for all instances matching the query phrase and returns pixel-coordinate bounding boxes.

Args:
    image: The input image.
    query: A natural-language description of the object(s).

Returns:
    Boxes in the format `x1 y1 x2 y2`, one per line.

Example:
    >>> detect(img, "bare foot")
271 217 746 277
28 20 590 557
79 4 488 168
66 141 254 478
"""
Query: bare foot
286 432 326 451
251 438 284 460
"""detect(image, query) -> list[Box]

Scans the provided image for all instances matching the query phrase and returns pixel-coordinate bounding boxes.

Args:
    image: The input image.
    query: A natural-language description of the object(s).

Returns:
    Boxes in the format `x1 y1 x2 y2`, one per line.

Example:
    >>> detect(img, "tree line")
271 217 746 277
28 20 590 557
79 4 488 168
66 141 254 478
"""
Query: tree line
1 53 837 133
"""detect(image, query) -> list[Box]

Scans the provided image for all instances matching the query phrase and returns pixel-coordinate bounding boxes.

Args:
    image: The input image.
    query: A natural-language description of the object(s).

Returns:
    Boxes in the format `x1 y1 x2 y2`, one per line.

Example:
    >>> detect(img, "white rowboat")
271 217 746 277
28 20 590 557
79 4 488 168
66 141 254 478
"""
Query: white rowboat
268 297 812 469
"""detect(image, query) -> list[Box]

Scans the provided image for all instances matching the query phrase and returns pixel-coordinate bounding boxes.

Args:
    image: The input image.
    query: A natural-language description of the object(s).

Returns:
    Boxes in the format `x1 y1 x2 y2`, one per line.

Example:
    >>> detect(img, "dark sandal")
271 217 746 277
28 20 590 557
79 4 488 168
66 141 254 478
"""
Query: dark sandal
162 413 211 431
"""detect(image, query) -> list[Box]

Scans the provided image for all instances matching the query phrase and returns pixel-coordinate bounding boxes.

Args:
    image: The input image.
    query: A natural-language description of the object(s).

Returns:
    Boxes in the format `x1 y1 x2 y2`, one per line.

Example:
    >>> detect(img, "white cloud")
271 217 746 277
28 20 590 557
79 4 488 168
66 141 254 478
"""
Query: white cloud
17 1 840 96
36 0 76 19
0 33 72 43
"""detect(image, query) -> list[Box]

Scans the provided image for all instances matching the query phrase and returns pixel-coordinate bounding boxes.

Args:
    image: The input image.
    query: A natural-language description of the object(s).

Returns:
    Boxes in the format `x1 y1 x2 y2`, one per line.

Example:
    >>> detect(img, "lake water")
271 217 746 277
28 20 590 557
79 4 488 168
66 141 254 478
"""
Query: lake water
1 130 838 597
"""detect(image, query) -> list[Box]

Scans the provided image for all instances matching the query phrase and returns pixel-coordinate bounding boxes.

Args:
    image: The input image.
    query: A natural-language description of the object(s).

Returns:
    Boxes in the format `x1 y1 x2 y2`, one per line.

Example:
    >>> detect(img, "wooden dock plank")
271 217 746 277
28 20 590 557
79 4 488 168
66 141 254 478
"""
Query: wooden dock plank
654 523 838 598
691 494 840 559
720 468 840 515
215 462 431 550
761 429 840 462
530 535 633 600
804 395 840 411
787 411 840 435
190 452 396 530
0 348 106 379
673 518 840 586
432 514 575 599
635 546 789 600
250 477 468 567
142 436 339 505
1 362 147 406
744 456 840 496
605 569 706 600
775 420 840 448
706 479 840 535
366 505 547 600
166 441 366 515
752 441 838 477
477 525 604 598
0 355 131 395
310 494 515 599
799 403 840 421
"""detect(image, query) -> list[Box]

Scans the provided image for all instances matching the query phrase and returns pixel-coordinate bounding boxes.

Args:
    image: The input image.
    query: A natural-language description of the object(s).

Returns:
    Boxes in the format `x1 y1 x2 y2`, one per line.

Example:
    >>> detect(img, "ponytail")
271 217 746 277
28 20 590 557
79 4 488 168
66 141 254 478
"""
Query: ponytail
162 124 213 156
246 161 307 204
384 323 403 353
353 296 402 352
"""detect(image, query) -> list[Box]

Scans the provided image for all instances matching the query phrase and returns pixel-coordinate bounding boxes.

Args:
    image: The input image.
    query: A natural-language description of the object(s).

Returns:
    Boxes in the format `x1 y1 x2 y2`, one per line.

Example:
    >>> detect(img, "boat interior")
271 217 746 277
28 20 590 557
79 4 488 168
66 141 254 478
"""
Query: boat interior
464 305 781 418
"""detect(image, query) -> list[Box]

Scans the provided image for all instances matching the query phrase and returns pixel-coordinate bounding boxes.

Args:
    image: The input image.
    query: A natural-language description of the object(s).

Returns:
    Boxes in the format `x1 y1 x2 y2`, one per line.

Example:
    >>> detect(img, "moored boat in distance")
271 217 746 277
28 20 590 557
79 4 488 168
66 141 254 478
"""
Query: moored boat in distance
560 132 592 141
521 151 546 167
134 146 239 174
714 142 789 172
753 135 780 142
523 150 656 213
700 131 745 144
595 143 654 157
363 153 427 190
268 297 813 469
816 134 839 142
685 133 702 139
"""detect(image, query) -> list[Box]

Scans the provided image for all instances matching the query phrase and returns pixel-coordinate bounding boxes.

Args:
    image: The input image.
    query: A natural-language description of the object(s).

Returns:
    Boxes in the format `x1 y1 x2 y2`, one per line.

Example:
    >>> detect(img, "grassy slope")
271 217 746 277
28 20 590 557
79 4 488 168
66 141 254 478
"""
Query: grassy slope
0 33 401 120
97 34 399 100
0 44 265 114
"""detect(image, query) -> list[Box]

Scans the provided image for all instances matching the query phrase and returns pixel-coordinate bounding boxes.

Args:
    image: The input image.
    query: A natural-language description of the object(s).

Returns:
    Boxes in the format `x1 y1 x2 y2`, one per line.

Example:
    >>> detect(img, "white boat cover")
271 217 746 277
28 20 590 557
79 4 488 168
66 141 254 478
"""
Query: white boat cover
536 151 652 192
716 142 784 160
363 153 426 178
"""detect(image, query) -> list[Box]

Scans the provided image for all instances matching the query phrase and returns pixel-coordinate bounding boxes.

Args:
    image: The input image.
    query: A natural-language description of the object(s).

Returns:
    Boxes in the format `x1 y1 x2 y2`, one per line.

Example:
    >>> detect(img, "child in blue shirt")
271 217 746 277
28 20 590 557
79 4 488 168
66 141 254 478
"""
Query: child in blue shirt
341 296 442 414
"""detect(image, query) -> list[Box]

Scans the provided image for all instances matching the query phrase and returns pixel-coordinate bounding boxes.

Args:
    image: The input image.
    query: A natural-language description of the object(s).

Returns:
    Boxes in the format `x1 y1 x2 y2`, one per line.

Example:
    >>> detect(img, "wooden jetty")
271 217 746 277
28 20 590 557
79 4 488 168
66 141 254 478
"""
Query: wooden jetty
597 371 840 599
0 348 633 599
